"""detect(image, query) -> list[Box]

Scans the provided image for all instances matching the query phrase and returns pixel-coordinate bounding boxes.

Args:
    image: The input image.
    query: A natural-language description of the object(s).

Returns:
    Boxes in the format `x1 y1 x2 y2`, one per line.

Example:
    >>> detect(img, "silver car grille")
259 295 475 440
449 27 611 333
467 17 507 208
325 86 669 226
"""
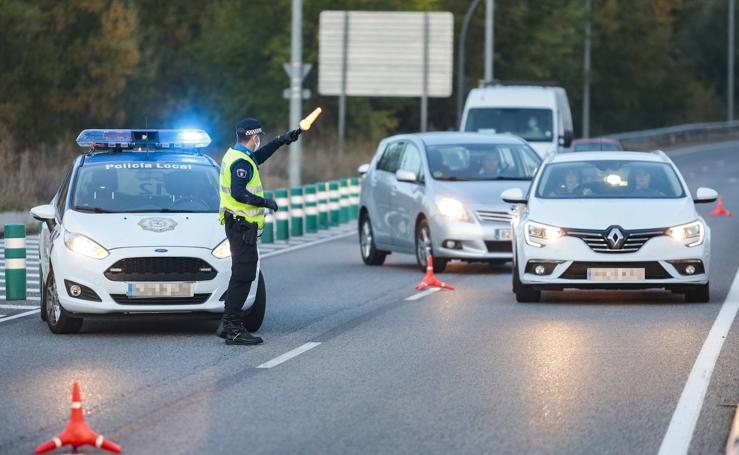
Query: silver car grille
564 227 666 254
476 210 512 224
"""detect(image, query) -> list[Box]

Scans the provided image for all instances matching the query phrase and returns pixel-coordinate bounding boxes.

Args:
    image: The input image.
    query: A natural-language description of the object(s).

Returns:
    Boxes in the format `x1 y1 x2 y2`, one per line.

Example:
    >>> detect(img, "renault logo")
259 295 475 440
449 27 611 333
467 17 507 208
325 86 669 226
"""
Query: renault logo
606 226 625 249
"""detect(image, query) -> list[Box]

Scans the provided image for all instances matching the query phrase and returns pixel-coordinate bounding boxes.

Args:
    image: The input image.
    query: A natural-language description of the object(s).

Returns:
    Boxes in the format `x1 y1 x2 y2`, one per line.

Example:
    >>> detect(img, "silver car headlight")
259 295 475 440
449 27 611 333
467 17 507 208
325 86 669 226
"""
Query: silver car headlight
212 238 231 258
666 220 704 247
64 231 109 259
524 220 563 248
436 196 468 221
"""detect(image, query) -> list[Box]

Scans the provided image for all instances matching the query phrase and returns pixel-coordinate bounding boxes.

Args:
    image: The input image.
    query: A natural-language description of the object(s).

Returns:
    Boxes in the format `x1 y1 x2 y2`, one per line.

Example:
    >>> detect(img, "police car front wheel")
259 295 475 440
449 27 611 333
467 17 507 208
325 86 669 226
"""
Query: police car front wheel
43 271 83 334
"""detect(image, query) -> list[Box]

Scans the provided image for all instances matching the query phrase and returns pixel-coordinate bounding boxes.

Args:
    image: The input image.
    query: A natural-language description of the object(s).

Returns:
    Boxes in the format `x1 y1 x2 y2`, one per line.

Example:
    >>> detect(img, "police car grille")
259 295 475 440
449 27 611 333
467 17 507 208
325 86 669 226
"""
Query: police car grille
564 228 666 254
476 210 512 224
104 257 217 282
109 294 211 305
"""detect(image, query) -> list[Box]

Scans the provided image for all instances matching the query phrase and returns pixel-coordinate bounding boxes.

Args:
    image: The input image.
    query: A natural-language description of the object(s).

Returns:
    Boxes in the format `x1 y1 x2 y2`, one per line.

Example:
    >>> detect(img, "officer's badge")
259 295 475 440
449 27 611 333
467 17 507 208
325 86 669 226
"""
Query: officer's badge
138 217 178 233
236 169 247 178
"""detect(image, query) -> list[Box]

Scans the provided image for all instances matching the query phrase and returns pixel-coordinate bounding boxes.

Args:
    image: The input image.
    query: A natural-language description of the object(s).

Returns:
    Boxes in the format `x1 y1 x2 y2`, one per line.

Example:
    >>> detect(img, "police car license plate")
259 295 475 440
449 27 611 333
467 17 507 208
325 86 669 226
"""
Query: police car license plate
494 228 512 241
587 268 645 281
127 282 194 298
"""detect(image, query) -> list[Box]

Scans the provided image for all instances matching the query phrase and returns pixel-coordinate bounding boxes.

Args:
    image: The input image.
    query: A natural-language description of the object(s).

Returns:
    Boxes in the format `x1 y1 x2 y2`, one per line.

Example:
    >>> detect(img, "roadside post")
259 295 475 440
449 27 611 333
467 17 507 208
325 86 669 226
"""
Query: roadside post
350 177 360 219
339 179 350 224
304 184 318 233
318 182 330 230
290 186 304 237
262 190 275 244
3 224 26 300
275 188 290 241
329 181 340 226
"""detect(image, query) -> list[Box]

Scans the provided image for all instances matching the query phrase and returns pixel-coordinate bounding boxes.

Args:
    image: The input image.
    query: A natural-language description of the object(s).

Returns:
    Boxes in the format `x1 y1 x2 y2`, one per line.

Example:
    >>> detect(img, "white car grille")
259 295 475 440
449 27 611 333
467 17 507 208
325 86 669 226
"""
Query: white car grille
564 227 667 254
476 210 512 224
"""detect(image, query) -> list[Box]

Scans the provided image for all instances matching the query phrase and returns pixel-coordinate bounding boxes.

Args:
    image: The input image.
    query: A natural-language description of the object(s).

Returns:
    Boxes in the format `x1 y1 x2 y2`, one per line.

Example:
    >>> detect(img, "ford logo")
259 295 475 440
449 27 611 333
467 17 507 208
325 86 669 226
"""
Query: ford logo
154 249 168 253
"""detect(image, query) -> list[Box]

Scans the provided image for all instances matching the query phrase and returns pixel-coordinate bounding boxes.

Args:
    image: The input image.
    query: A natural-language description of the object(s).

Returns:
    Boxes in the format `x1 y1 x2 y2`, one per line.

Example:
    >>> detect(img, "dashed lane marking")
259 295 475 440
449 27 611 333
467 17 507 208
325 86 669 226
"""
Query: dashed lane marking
404 287 441 301
257 342 321 369
0 309 40 323
0 304 38 309
657 270 739 455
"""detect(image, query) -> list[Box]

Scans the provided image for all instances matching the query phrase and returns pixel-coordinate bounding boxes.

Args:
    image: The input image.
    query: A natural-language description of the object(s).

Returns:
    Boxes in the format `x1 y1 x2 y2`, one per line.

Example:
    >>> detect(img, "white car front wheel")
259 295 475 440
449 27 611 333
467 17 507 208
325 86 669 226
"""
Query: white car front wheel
43 271 83 334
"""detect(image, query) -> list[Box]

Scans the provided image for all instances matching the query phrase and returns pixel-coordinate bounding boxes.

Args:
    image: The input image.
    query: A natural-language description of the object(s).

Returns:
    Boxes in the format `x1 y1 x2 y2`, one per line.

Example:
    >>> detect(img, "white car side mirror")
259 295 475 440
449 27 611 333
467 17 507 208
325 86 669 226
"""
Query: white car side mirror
501 188 527 204
358 163 370 175
694 187 718 204
395 169 417 183
30 204 56 221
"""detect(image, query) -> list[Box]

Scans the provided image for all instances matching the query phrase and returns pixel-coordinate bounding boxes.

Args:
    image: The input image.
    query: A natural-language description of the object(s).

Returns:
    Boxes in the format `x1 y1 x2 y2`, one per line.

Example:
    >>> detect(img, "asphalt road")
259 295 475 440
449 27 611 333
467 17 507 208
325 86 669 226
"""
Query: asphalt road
0 141 737 454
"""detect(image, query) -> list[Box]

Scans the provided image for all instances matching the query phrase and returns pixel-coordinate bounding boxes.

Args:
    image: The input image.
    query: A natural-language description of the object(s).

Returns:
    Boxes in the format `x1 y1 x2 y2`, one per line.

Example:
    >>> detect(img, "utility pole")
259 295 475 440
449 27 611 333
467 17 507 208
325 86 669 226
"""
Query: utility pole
457 0 482 124
421 13 429 132
289 0 303 187
582 0 592 138
729 0 735 121
484 0 494 83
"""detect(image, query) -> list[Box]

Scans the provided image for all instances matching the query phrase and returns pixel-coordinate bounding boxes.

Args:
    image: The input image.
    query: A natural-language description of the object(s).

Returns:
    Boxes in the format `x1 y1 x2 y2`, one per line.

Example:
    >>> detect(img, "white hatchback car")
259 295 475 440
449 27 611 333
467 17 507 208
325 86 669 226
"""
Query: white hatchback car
30 129 264 334
502 151 716 303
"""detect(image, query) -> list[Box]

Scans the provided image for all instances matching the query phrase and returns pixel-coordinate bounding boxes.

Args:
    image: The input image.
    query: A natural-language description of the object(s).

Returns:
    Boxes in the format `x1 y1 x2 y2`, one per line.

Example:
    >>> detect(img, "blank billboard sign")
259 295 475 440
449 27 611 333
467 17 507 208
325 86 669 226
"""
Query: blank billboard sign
319 11 454 98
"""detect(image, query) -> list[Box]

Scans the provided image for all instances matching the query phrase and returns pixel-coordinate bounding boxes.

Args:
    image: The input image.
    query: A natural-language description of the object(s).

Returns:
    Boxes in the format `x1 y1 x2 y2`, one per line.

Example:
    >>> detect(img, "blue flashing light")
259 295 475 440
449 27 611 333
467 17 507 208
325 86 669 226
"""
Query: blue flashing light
76 129 212 150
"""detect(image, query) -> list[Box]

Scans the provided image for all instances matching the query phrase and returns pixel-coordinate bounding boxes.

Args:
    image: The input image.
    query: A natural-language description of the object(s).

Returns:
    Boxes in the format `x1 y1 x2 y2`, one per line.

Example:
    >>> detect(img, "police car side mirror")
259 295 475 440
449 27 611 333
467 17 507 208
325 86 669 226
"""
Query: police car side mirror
358 163 370 175
30 204 56 221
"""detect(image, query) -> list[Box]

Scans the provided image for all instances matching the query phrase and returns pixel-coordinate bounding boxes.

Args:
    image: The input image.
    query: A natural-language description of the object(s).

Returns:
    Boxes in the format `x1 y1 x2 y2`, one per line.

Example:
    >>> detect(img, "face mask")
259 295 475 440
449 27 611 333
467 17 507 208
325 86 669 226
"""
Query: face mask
254 136 261 150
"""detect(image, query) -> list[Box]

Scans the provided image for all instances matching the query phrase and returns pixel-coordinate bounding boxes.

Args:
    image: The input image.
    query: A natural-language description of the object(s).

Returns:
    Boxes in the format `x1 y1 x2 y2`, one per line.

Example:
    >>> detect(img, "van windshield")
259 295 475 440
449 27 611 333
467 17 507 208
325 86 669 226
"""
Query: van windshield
464 108 554 142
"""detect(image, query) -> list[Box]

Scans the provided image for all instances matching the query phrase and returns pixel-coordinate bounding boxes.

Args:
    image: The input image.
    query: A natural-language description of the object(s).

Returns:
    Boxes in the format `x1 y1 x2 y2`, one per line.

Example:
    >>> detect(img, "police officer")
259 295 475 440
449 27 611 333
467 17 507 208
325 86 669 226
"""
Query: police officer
217 118 300 345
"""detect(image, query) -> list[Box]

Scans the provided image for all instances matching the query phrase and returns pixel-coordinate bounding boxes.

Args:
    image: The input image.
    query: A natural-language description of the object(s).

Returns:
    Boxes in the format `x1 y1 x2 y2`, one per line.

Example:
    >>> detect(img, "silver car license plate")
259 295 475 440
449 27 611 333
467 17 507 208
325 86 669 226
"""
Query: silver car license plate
127 282 194 298
587 268 645 281
494 228 512 241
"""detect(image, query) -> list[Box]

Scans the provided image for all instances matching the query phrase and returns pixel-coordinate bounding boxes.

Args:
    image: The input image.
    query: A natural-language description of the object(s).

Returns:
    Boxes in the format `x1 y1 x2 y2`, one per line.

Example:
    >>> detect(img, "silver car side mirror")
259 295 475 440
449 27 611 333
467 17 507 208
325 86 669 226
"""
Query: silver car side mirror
395 169 417 183
358 163 370 175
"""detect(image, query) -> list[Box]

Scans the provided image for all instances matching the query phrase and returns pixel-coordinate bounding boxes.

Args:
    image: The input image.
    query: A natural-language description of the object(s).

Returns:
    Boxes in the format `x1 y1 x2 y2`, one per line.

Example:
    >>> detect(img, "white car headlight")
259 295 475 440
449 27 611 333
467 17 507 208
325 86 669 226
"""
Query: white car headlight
524 221 563 247
436 197 468 221
64 231 109 259
212 238 231 258
666 220 704 247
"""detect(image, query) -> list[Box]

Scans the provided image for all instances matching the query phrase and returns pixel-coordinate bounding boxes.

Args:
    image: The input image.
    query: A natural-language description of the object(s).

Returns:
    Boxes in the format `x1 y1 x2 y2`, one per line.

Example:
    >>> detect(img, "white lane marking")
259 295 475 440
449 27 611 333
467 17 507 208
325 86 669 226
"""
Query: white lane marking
0 304 38 309
404 287 441 301
257 342 321 369
261 231 354 259
657 271 739 455
0 309 40 323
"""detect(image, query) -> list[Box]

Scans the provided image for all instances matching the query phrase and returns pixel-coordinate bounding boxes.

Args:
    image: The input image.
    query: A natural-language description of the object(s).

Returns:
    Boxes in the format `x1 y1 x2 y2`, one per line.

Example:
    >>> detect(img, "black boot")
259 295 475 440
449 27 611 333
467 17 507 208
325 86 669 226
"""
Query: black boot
219 313 263 345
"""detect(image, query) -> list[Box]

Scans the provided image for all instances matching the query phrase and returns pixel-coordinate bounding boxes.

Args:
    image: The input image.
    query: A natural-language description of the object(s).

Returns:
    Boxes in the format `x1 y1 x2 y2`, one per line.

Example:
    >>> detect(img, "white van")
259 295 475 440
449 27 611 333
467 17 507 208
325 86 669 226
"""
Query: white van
460 85 574 158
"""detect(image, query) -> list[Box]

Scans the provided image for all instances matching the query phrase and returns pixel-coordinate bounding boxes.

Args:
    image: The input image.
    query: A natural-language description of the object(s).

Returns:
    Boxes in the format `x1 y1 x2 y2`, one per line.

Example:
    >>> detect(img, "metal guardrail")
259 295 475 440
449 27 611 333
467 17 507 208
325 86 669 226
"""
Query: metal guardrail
606 120 739 150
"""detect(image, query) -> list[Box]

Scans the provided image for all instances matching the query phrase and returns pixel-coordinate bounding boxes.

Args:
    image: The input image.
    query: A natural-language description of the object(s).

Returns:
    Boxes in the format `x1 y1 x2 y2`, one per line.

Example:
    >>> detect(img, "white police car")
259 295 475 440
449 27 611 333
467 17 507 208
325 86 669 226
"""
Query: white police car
30 129 264 334
503 151 715 303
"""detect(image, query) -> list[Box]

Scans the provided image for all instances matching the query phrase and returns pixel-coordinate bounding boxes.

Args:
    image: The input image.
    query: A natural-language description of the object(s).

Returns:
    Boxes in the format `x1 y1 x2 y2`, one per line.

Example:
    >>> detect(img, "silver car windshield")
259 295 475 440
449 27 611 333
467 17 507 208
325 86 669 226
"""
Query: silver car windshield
536 160 686 199
464 108 554 142
426 143 541 181
70 163 220 213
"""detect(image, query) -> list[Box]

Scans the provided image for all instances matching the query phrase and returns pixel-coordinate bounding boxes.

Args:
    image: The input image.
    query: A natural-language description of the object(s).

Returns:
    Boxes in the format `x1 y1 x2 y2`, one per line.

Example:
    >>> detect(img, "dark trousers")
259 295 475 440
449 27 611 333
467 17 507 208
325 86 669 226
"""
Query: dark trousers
223 214 259 315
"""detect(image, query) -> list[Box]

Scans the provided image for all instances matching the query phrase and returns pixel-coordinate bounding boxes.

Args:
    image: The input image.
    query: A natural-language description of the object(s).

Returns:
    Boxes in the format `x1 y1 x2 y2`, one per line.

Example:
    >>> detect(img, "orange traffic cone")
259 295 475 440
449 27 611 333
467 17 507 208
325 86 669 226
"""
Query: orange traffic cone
710 196 733 217
35 382 122 454
416 255 455 291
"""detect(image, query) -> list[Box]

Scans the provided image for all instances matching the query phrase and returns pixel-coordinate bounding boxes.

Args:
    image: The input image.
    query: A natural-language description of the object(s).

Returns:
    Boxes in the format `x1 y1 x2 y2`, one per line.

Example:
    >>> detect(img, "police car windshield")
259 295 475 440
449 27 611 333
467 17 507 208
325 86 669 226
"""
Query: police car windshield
71 162 220 213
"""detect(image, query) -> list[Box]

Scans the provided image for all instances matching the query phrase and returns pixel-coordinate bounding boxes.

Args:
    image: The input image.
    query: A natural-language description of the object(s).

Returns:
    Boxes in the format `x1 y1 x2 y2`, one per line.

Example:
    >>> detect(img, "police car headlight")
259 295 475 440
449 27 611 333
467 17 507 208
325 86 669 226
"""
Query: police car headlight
212 239 231 258
64 231 109 259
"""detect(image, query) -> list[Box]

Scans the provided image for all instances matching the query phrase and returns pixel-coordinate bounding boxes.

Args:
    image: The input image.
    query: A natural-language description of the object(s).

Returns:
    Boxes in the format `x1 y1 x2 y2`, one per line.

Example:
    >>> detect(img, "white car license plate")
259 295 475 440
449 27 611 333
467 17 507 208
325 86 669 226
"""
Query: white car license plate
127 282 194 298
587 268 645 281
494 228 512 241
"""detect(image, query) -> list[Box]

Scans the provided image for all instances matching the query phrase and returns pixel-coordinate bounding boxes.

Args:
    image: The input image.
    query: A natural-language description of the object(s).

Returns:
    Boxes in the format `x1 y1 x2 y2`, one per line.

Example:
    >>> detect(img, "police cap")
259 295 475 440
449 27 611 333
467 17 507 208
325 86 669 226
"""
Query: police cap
236 118 265 137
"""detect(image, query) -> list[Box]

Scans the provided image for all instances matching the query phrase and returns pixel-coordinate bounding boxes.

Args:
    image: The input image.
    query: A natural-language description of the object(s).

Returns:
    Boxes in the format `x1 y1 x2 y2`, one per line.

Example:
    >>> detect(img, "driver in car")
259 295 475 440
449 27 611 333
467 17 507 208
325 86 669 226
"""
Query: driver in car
631 168 663 197
478 152 503 178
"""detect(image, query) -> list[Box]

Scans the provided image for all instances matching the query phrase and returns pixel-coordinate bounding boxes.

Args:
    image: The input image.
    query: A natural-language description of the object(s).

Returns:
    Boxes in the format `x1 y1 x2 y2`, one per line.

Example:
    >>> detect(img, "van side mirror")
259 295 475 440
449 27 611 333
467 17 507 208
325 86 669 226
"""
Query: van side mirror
358 163 370 175
559 130 574 148
501 188 527 204
694 187 718 204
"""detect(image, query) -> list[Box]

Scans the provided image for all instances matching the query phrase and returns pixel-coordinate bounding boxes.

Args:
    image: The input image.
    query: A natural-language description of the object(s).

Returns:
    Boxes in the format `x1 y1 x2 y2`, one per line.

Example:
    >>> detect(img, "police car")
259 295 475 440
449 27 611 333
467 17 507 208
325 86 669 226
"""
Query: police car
29 129 265 334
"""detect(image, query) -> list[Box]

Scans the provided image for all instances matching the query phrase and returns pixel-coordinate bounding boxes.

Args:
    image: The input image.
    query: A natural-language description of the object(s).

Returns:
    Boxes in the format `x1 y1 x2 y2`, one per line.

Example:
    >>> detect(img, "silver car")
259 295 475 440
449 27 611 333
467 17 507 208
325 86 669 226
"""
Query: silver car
358 132 542 272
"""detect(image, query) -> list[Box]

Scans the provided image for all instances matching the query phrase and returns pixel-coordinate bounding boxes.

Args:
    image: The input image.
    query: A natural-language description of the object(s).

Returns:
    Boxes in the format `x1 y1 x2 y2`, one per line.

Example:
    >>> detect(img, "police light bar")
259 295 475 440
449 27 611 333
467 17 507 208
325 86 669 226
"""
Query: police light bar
76 129 212 150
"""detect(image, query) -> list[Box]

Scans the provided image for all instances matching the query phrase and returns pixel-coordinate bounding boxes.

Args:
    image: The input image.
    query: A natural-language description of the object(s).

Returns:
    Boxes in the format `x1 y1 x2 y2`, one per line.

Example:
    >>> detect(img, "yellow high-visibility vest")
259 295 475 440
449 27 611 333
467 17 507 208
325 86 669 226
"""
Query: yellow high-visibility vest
219 147 265 228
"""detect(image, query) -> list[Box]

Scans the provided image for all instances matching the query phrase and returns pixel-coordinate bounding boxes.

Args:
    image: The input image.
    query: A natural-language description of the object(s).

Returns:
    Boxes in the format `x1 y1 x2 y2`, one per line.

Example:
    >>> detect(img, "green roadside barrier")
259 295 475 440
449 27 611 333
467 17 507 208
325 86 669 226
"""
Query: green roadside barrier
261 190 274 244
290 186 304 237
350 177 360 220
275 188 290 241
329 181 340 227
339 179 350 224
304 184 318 233
318 182 329 230
3 224 26 300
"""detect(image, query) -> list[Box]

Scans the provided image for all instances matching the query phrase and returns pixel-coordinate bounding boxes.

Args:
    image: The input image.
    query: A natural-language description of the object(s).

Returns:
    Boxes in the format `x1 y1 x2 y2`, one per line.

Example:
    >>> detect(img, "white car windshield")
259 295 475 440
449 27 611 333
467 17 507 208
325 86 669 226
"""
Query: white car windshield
426 143 541 181
536 160 685 199
71 162 220 213
464 108 554 142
